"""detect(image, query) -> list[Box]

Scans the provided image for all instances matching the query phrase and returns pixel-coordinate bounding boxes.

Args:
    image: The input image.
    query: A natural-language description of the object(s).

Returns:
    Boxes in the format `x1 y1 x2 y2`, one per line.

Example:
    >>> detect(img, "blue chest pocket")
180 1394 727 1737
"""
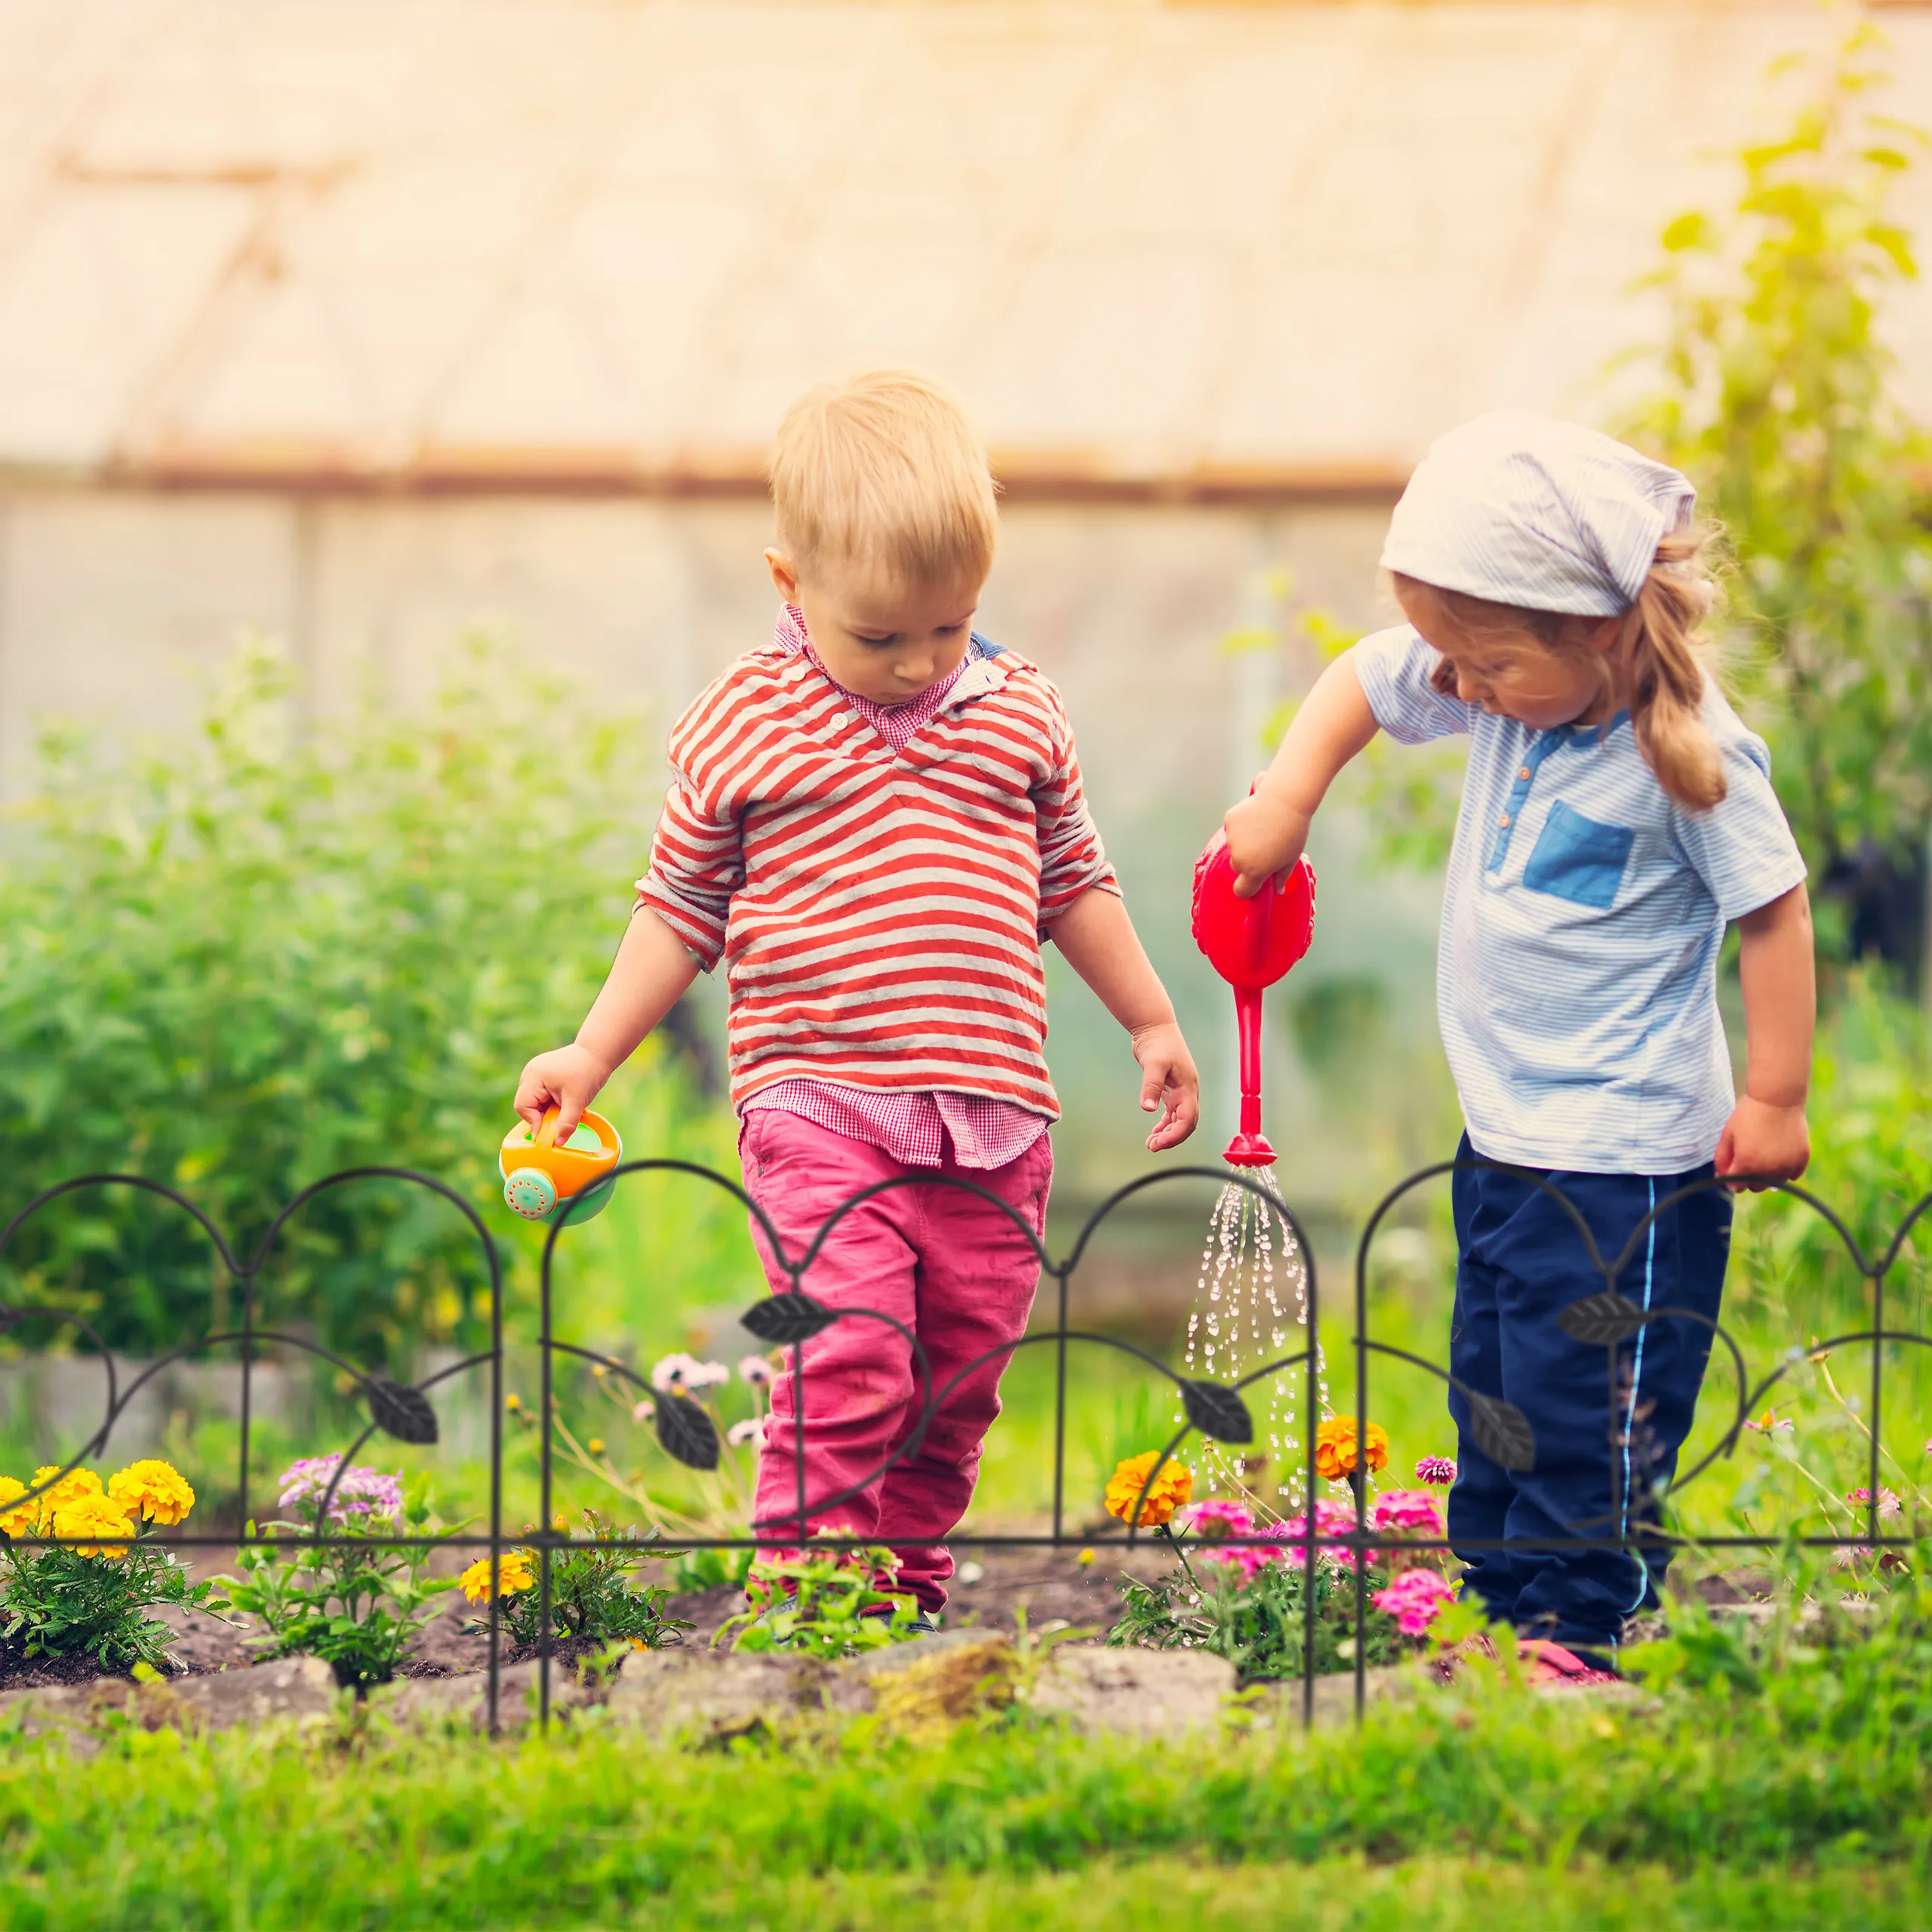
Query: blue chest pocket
1521 800 1635 910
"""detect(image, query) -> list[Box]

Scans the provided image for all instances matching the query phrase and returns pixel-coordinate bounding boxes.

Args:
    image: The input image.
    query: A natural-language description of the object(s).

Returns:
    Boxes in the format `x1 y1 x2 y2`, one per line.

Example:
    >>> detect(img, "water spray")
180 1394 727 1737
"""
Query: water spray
1183 828 1326 1498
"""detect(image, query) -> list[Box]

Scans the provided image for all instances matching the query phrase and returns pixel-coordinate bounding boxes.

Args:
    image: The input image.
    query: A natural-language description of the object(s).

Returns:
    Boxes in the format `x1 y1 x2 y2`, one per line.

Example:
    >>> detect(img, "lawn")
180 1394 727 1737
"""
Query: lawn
5 1578 1932 1931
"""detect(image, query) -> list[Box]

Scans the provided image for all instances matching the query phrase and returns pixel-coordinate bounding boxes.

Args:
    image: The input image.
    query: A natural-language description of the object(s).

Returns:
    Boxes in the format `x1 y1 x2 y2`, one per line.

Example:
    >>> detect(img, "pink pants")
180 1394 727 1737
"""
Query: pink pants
740 1108 1051 1612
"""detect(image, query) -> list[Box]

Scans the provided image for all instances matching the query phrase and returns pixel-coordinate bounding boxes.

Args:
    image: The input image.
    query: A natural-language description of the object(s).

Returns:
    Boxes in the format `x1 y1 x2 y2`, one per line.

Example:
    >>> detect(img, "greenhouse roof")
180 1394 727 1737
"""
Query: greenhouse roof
1 0 1927 499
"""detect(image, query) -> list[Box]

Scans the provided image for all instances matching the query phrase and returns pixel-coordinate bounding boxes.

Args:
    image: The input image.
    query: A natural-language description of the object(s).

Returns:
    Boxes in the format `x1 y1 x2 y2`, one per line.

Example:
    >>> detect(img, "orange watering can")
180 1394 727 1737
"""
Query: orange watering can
1191 829 1316 1168
500 1106 623 1226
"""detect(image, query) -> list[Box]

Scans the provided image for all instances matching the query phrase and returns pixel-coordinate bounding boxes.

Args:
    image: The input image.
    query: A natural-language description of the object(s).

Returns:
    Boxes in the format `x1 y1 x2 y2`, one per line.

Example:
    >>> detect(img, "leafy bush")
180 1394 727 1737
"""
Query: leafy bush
478 1510 688 1650
1623 24 1932 969
1730 976 1932 1330
716 1541 921 1657
215 1457 453 1688
0 643 698 1362
0 1458 220 1671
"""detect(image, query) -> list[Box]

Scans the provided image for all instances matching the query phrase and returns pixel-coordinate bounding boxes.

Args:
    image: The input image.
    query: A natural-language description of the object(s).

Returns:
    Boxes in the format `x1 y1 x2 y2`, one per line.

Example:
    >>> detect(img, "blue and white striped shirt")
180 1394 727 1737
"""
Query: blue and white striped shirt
1354 626 1808 1174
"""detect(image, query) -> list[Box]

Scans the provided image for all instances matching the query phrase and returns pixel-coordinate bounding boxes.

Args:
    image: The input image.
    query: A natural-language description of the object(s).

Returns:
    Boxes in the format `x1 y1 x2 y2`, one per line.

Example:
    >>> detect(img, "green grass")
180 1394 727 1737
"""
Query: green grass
5 1583 1932 1930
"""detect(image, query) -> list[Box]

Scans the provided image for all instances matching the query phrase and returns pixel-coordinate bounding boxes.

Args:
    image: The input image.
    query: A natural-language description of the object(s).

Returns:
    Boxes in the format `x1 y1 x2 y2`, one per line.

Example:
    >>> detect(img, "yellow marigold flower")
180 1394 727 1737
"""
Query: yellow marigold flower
29 1464 103 1531
460 1552 536 1604
1314 1417 1389 1482
50 1492 135 1559
0 1477 34 1539
108 1459 196 1527
1103 1452 1194 1527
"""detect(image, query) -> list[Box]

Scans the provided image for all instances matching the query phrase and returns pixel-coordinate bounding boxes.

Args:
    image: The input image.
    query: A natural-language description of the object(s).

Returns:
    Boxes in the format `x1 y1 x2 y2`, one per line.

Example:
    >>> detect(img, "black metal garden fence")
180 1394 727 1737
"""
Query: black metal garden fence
2 1154 1927 1730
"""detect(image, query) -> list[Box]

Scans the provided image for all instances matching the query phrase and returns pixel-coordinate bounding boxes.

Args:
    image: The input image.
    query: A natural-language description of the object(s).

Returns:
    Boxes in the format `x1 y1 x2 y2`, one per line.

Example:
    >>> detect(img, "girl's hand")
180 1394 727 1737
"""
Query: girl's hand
1223 789 1312 899
1132 1020 1200 1152
515 1042 614 1141
1714 1095 1810 1190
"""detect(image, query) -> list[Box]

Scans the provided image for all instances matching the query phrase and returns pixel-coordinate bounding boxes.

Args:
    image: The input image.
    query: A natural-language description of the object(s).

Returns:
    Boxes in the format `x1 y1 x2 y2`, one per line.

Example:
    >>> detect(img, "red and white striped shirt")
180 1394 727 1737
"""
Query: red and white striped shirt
637 606 1118 1129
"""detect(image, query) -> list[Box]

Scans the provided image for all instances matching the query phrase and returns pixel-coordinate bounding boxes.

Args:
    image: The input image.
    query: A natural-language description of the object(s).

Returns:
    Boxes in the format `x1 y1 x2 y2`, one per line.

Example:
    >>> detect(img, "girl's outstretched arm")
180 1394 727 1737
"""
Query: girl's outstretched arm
1223 649 1380 896
1716 882 1815 1187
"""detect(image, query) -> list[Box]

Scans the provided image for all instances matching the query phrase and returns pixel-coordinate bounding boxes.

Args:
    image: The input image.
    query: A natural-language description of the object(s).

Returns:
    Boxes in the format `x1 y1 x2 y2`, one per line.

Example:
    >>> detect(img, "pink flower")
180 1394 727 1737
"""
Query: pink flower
1370 1490 1443 1535
1181 1500 1254 1541
1181 1500 1270 1580
738 1354 776 1388
1847 1486 1903 1522
1266 1500 1358 1569
1372 1567 1456 1636
727 1418 763 1448
1414 1455 1457 1486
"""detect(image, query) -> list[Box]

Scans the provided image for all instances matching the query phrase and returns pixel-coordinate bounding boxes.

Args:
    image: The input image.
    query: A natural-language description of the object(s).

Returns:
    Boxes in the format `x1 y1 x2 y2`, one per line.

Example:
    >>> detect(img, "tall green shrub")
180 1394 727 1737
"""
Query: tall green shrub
0 645 705 1363
1622 22 1932 966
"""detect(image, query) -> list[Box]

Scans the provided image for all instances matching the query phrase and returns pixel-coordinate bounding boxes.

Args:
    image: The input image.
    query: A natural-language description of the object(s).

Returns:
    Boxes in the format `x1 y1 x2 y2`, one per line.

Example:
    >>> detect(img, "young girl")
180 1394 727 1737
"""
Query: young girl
516 372 1199 1624
1223 414 1815 1678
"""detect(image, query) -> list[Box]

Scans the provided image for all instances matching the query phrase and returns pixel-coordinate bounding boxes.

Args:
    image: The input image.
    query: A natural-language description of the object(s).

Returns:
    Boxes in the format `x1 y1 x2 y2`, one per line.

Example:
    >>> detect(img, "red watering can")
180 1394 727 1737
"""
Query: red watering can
1191 826 1316 1168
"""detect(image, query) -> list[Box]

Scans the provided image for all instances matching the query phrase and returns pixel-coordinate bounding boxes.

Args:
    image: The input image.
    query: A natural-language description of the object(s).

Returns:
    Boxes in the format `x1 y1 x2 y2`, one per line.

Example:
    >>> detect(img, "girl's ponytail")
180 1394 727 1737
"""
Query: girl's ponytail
1628 527 1724 812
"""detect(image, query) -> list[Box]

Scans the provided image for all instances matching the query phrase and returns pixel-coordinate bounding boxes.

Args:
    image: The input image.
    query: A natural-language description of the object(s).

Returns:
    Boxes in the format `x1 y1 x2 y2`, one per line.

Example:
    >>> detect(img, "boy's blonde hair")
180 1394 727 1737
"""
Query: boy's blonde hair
1395 525 1727 811
770 371 998 590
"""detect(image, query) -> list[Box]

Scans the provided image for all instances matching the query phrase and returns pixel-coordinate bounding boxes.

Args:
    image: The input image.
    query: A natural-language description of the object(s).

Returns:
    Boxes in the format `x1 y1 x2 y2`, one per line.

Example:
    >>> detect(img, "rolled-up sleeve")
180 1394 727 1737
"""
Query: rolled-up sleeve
1352 624 1478 745
633 765 743 971
1033 691 1119 928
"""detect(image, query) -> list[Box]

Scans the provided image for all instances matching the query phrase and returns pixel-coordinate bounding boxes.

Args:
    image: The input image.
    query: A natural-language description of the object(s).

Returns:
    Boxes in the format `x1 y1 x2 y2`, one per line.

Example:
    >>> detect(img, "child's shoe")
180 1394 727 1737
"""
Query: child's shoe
1518 1638 1620 1686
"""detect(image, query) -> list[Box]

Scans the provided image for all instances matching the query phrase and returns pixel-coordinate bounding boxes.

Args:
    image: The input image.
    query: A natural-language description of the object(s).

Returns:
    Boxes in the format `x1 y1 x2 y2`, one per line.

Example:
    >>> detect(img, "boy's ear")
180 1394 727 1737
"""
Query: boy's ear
764 549 801 601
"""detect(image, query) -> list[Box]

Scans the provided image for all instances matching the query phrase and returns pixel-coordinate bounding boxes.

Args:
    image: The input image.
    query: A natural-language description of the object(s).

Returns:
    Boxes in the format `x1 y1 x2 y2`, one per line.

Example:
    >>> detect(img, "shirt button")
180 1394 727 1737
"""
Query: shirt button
1518 767 1531 780
1498 813 1511 828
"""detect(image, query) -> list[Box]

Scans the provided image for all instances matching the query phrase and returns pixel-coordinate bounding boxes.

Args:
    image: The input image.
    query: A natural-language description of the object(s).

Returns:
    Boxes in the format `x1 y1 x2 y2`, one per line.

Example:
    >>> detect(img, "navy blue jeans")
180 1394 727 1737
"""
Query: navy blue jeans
1446 1136 1733 1657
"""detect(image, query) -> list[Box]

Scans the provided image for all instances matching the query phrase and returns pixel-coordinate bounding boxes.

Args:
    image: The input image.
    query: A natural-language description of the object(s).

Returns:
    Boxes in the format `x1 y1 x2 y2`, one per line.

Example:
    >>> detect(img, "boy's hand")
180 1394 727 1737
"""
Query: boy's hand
1223 789 1312 899
515 1043 614 1141
1714 1096 1810 1191
1133 1020 1200 1152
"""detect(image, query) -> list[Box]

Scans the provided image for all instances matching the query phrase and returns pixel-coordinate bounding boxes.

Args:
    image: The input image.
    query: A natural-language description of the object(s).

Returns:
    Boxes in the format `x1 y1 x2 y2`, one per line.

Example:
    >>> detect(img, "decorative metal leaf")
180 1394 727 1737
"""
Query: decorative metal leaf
1556 1291 1650 1347
740 1293 837 1346
1466 1392 1535 1472
1180 1378 1254 1445
366 1376 438 1446
656 1392 720 1471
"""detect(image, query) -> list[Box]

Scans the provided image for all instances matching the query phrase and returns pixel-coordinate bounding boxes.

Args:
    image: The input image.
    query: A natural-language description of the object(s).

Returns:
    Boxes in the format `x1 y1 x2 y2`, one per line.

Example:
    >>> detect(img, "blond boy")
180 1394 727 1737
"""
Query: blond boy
516 372 1198 1617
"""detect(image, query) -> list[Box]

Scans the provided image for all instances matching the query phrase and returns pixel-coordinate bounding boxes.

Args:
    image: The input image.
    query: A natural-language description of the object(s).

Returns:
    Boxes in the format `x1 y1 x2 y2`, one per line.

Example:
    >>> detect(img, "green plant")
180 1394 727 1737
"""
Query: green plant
491 1510 688 1649
1621 22 1932 973
0 639 712 1363
1111 1541 1403 1683
0 1460 223 1672
214 1460 455 1689
1726 974 1932 1338
715 1540 921 1657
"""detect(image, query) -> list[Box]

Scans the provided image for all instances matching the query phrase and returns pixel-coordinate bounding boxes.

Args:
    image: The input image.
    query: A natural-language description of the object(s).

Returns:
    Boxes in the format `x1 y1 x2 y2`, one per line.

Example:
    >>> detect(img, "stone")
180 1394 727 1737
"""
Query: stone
1252 1664 1423 1731
603 1647 823 1740
1028 1644 1235 1738
834 1634 1017 1734
374 1660 592 1733
0 1655 338 1744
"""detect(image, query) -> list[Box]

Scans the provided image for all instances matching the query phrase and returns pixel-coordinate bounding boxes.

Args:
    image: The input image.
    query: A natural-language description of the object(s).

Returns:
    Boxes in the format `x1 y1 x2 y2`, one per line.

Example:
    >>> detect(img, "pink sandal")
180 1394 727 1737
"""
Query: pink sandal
1518 1638 1621 1686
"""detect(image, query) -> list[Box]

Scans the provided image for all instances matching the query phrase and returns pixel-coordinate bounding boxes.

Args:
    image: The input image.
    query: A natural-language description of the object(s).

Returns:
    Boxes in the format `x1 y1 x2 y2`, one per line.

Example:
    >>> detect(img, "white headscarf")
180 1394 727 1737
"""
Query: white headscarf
1380 413 1697 617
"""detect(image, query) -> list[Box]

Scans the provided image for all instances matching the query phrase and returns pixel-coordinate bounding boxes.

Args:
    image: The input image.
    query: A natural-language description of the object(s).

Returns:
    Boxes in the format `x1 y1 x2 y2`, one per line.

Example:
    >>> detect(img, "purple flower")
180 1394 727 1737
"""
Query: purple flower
1415 1455 1457 1486
277 1456 403 1523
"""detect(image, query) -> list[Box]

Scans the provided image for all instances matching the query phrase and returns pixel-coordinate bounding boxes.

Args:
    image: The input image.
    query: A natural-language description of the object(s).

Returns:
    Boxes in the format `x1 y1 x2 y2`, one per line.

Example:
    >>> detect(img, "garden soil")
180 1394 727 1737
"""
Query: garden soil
0 1543 1171 1691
